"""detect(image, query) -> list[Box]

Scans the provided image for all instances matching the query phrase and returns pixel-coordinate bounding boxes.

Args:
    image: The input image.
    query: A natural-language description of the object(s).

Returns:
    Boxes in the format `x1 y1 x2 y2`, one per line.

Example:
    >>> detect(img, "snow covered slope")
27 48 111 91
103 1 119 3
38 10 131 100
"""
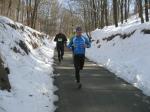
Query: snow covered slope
0 16 57 112
86 16 150 96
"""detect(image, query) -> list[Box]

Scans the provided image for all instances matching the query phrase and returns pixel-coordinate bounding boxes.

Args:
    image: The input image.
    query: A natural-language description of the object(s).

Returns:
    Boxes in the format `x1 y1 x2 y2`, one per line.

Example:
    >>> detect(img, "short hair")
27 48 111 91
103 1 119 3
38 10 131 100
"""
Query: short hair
76 27 82 32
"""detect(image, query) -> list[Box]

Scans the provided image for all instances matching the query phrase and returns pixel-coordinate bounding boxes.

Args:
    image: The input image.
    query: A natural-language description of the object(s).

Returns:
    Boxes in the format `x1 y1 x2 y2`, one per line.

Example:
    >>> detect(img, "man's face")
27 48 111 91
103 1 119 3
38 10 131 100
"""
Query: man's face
76 31 82 36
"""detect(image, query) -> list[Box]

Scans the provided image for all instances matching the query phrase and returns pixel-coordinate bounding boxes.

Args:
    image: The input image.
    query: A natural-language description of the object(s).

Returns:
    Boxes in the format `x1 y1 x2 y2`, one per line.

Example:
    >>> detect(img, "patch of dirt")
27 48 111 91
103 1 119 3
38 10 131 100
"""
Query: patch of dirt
103 33 121 41
11 47 21 54
18 40 30 55
7 23 19 30
0 22 6 29
96 40 100 44
31 42 39 49
20 25 25 31
91 39 95 42
141 29 150 34
1 41 4 44
0 57 11 92
32 32 37 37
103 30 136 41
38 34 45 39
97 44 101 48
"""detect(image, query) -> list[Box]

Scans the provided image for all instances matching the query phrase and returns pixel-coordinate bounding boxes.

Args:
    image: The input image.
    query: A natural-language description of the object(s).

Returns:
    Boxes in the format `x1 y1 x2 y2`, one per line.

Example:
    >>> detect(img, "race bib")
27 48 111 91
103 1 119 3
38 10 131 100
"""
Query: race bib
58 38 63 42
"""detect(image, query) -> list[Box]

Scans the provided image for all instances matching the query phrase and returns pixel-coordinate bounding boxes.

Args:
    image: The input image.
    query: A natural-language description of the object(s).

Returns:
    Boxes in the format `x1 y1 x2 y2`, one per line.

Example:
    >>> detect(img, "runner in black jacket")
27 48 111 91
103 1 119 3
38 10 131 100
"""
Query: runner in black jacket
54 33 67 62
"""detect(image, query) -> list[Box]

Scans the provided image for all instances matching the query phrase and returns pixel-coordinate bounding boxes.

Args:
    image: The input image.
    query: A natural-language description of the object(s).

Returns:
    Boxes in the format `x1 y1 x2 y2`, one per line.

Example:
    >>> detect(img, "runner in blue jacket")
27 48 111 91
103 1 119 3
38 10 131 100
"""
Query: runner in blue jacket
68 27 91 88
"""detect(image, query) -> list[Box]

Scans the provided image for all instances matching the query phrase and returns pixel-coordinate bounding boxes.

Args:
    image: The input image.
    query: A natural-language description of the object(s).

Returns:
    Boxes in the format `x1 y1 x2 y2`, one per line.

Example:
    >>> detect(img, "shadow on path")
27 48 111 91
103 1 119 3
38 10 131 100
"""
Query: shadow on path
54 51 150 112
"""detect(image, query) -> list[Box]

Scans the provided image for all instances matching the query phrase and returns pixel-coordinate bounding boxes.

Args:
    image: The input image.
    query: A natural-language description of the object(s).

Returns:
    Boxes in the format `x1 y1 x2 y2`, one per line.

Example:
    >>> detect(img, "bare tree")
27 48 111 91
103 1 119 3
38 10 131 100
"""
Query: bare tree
145 0 149 22
138 0 144 23
120 0 124 24
26 0 31 26
124 0 128 22
113 0 118 27
100 0 104 28
16 0 21 21
104 0 108 26
31 0 41 28
21 0 25 23
7 0 12 16
0 0 149 35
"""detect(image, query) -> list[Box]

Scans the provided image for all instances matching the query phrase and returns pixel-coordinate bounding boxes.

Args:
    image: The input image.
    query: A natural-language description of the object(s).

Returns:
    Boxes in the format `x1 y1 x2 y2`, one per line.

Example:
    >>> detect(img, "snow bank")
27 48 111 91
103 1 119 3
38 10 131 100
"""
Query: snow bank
86 16 150 96
0 16 57 112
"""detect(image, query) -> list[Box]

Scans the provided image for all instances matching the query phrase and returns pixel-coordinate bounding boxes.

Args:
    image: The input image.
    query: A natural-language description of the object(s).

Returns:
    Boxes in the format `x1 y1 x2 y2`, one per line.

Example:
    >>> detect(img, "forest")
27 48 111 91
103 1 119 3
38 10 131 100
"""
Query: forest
0 0 149 36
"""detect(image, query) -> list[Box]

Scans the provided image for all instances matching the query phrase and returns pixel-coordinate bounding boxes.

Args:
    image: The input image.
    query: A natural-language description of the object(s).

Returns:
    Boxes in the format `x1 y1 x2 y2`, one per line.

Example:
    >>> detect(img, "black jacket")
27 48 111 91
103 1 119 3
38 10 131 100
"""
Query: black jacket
54 33 67 47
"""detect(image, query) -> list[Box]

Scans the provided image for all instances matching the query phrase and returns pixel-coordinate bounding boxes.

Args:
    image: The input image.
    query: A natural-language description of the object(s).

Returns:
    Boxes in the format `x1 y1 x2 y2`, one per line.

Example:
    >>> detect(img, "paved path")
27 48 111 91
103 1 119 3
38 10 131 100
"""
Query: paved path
54 51 150 112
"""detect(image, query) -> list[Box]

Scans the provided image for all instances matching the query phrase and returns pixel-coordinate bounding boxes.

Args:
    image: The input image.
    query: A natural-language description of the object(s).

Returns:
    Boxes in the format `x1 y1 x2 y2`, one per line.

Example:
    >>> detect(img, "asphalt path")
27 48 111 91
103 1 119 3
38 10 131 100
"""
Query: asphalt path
54 51 150 112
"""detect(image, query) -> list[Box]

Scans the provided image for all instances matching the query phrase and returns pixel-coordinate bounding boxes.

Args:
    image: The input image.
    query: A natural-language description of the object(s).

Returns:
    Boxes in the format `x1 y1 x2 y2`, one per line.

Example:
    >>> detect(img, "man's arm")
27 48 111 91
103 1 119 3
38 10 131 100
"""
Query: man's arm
67 37 74 49
54 35 58 42
63 34 67 46
85 37 91 48
64 34 67 42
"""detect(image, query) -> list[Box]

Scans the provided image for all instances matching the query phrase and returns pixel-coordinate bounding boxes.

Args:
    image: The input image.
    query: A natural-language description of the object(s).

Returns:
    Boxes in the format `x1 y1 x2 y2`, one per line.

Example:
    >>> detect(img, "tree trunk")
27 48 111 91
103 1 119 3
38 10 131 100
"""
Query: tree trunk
145 0 149 22
83 6 88 33
31 0 40 28
90 0 93 30
16 0 21 21
124 0 128 22
97 0 100 28
117 0 120 22
121 0 124 24
104 0 108 26
21 0 25 23
128 0 130 15
26 0 30 26
7 0 12 16
92 0 97 29
149 0 150 9
113 0 118 27
138 0 144 23
0 0 4 14
100 0 104 28
33 9 38 28
87 2 92 31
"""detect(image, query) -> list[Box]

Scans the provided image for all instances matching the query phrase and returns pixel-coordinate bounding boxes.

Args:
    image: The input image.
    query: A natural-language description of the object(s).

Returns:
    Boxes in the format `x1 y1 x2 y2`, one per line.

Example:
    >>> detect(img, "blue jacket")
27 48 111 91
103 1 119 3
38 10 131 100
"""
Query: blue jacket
67 35 91 55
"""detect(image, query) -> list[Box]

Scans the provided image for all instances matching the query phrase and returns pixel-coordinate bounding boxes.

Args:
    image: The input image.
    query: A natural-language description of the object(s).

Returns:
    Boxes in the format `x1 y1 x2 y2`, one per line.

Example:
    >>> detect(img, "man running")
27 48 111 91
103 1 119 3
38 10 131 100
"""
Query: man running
54 32 67 62
67 27 91 88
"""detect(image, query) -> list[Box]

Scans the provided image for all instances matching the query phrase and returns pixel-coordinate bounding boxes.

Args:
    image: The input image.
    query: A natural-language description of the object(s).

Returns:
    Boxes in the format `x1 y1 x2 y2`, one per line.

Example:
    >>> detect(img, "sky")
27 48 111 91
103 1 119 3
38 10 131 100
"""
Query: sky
59 0 70 8
59 0 67 4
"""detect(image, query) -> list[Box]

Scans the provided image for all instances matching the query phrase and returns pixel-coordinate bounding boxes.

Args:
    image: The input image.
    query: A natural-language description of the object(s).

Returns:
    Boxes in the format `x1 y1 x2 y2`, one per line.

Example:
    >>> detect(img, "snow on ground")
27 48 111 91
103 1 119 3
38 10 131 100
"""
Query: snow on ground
0 16 57 112
86 16 150 96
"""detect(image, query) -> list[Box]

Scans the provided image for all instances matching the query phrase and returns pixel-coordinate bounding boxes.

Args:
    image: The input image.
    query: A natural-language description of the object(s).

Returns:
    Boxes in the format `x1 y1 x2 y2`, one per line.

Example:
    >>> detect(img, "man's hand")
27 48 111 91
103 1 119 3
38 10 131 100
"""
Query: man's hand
83 44 88 48
64 44 67 47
